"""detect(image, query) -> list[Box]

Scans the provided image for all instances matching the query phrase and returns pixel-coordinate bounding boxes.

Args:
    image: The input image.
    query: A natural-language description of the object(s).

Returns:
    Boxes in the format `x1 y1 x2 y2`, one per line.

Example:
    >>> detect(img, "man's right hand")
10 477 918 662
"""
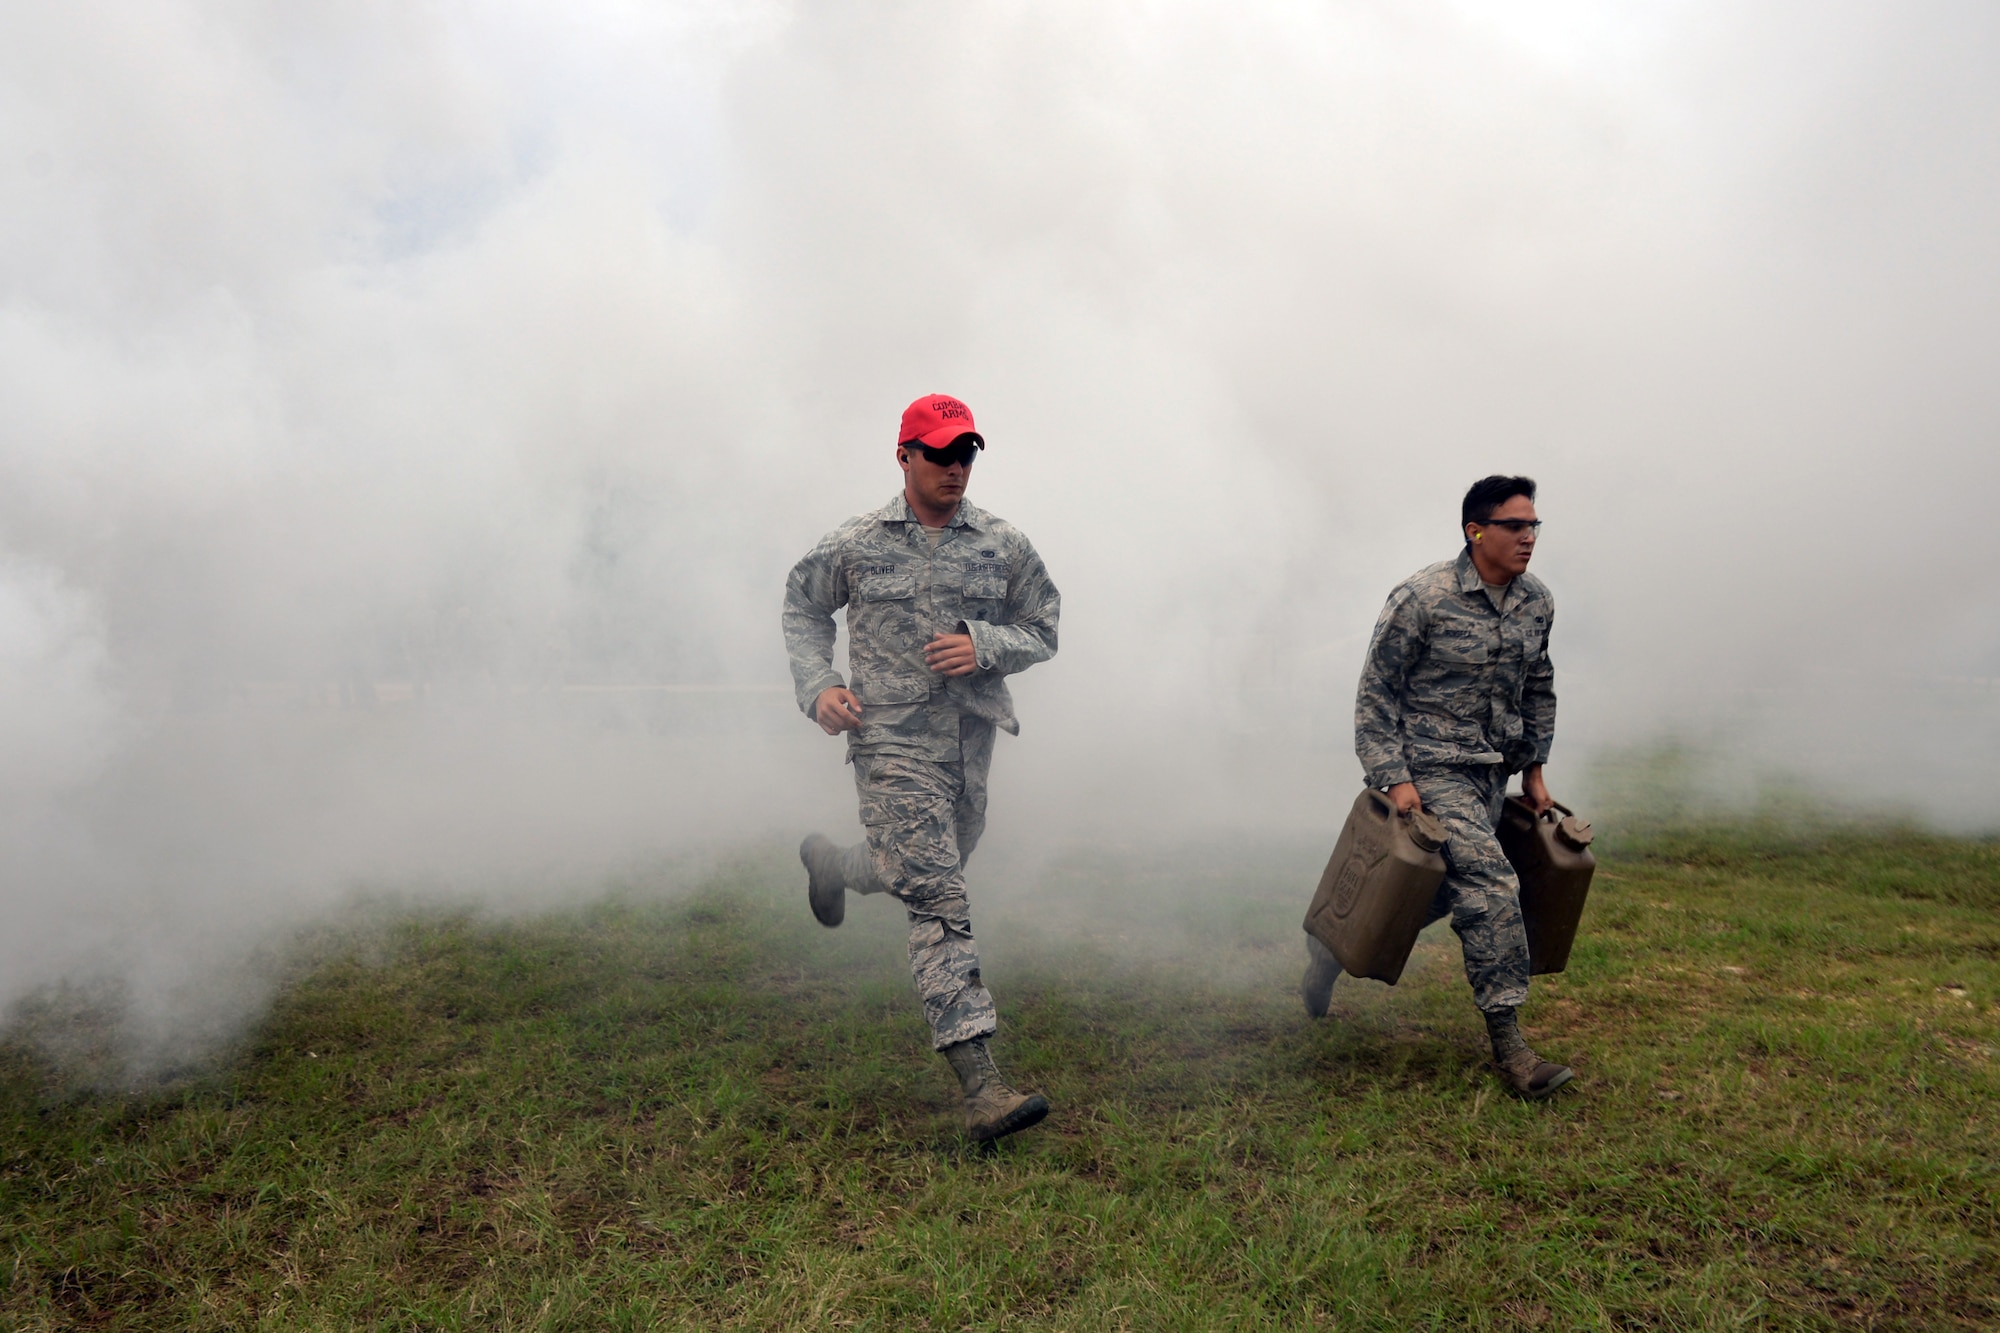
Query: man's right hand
814 686 863 735
1387 782 1423 814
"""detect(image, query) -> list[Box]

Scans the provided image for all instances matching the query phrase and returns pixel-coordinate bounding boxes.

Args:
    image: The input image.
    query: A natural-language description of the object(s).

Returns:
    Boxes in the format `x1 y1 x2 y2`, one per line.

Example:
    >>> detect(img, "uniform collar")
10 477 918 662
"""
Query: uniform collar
1455 548 1512 602
877 491 983 531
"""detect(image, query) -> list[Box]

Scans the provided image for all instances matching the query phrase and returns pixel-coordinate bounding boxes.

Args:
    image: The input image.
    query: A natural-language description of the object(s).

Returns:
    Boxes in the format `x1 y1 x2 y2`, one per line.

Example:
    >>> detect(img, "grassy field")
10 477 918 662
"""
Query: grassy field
3 823 1997 1330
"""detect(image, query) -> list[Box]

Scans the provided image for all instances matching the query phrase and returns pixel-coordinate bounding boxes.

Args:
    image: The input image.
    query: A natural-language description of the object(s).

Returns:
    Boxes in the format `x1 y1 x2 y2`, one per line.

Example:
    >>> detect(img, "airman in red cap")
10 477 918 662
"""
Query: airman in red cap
782 394 1060 1142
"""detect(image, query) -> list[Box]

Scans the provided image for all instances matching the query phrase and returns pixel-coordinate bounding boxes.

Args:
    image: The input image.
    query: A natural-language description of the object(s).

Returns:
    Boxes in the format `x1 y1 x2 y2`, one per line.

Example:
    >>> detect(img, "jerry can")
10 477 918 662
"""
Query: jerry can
1498 796 1596 975
1304 788 1448 984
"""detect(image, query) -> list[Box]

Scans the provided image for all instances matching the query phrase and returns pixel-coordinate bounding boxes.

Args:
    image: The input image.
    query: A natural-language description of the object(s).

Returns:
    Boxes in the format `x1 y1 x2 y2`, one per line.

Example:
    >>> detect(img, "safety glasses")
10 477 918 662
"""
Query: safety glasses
912 438 981 468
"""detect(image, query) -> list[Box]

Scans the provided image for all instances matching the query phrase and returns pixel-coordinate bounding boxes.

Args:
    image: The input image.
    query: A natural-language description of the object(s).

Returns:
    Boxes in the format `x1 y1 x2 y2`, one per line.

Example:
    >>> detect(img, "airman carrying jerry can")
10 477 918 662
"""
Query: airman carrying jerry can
1304 788 1448 984
1497 796 1597 974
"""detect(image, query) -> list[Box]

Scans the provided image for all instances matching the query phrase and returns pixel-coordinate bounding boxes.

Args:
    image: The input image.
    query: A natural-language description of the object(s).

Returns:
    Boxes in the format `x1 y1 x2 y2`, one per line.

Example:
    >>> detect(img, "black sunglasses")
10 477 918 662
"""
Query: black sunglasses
907 438 982 468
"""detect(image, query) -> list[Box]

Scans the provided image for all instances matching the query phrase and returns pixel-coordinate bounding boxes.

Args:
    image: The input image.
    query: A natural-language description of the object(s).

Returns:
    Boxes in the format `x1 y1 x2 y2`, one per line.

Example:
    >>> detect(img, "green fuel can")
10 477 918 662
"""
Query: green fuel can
1498 797 1597 975
1304 788 1448 984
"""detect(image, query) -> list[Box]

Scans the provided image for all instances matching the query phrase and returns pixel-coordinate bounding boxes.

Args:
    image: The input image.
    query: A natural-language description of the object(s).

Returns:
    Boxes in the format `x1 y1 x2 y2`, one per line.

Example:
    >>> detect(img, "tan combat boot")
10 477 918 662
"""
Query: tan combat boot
798 834 846 927
1301 934 1342 1018
1485 1007 1574 1100
940 1038 1050 1142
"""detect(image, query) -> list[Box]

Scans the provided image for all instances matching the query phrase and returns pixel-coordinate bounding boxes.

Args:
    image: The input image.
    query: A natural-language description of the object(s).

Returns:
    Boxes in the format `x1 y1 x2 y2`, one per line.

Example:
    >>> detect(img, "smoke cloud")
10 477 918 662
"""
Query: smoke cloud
4 0 1998 1047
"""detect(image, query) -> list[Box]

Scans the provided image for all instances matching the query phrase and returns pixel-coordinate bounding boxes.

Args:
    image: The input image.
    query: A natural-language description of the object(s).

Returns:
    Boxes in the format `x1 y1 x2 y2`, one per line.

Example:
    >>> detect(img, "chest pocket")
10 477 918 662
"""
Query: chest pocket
962 566 1008 601
853 570 915 602
1430 633 1492 666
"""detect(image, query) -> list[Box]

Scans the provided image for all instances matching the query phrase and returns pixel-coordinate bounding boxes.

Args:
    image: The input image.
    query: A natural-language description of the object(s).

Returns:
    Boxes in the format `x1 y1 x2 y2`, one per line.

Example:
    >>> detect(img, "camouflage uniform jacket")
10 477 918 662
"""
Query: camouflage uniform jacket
783 493 1060 762
1354 549 1556 789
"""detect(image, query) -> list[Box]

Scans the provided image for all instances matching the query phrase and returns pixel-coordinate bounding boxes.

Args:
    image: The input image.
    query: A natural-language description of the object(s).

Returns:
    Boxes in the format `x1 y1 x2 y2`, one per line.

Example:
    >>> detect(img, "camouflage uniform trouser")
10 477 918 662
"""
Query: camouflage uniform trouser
846 717 996 1050
1414 765 1531 1013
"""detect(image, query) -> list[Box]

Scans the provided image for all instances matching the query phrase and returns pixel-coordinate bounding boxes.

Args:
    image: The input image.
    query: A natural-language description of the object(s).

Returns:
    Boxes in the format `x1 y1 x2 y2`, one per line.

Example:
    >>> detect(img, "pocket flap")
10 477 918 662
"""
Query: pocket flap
854 570 915 601
857 674 931 704
1430 633 1491 665
1407 713 1476 741
962 567 1007 600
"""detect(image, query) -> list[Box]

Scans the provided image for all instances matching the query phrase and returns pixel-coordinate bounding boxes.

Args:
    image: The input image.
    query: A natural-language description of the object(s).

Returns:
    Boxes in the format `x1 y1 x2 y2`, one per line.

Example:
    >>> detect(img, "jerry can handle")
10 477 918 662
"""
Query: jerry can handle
1363 787 1398 822
1538 797 1595 849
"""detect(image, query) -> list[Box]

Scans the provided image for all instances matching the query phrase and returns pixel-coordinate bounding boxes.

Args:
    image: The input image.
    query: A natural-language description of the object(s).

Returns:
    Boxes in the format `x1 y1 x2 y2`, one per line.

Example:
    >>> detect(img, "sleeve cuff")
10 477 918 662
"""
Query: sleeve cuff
960 620 996 671
798 672 844 717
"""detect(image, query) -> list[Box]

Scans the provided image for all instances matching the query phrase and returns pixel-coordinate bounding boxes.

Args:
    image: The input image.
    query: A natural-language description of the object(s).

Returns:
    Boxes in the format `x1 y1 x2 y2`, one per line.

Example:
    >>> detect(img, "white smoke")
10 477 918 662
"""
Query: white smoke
3 0 1998 1045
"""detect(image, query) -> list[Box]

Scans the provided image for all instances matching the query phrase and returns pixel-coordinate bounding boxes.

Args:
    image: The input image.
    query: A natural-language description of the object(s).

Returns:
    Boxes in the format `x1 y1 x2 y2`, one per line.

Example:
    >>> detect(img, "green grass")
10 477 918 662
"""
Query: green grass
3 827 1997 1330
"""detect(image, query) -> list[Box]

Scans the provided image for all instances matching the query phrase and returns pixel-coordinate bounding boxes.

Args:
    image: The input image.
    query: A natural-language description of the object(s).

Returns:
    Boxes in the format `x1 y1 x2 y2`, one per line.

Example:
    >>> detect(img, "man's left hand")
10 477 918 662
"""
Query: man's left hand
924 632 979 677
1521 765 1555 815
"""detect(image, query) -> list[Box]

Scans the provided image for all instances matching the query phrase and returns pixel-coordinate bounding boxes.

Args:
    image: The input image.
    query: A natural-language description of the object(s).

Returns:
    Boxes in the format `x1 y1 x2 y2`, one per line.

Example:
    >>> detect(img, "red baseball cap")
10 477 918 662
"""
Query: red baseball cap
898 394 985 450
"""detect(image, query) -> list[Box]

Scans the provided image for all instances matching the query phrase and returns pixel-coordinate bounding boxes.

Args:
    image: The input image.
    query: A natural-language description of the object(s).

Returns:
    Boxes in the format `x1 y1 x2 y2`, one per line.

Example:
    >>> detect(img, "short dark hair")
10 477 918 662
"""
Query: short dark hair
1461 475 1536 537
